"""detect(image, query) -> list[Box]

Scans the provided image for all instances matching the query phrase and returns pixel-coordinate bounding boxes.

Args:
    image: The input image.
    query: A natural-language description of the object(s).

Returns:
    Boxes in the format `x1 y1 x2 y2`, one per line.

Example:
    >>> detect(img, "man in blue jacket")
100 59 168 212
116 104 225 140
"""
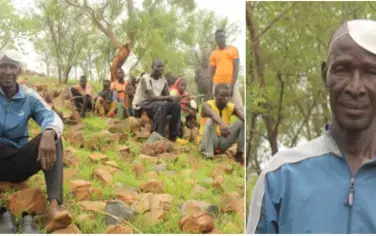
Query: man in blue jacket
247 19 376 234
0 51 72 233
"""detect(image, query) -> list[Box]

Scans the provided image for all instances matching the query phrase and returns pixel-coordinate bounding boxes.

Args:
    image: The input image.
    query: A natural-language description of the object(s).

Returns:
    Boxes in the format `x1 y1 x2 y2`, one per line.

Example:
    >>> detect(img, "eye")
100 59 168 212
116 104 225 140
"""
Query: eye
333 66 349 74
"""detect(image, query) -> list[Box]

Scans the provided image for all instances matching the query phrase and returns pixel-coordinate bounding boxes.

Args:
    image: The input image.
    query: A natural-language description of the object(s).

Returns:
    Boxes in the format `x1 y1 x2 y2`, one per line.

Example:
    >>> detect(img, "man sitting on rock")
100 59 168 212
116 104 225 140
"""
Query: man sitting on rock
94 79 117 117
70 75 93 118
200 83 244 164
133 59 182 141
0 51 72 233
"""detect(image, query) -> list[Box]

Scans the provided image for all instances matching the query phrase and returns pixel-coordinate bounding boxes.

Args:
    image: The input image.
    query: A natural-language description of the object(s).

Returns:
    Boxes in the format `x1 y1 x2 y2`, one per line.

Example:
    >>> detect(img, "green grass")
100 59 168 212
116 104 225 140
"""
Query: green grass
20 75 244 234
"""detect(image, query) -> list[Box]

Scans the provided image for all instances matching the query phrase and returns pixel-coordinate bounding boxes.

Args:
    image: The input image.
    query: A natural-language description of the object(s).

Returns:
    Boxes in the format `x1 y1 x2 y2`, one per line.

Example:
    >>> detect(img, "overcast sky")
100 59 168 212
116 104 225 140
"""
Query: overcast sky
11 0 245 77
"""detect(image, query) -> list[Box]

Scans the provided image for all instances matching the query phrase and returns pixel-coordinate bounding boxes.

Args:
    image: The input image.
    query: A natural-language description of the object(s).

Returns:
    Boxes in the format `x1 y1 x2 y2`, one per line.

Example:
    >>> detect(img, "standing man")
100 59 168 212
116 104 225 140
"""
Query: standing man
209 29 243 110
247 19 376 234
0 51 72 233
133 59 182 142
70 75 93 118
200 83 244 164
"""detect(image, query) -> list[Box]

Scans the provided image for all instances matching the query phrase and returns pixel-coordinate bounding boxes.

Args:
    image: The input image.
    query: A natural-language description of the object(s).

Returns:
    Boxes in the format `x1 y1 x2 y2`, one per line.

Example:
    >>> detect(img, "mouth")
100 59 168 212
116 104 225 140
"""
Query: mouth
340 103 369 116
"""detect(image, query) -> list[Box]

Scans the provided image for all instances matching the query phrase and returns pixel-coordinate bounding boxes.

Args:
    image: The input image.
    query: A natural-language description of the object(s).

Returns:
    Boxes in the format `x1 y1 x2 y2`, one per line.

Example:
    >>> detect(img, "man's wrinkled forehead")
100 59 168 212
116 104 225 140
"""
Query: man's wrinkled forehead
328 19 376 57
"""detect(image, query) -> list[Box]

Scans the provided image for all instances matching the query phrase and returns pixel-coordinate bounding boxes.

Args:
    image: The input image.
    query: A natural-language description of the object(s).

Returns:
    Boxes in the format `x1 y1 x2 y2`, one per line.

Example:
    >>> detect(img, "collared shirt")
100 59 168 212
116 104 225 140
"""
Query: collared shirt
210 45 239 84
132 73 168 110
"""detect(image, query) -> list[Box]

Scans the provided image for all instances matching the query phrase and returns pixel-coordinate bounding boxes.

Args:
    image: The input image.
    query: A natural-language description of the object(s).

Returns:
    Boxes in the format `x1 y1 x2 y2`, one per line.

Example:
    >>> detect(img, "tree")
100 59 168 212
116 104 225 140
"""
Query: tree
246 2 374 174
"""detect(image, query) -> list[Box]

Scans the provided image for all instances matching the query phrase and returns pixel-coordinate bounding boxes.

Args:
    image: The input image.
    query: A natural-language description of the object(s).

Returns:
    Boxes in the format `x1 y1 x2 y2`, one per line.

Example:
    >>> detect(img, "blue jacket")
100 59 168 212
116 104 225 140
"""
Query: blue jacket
247 126 376 234
0 84 63 148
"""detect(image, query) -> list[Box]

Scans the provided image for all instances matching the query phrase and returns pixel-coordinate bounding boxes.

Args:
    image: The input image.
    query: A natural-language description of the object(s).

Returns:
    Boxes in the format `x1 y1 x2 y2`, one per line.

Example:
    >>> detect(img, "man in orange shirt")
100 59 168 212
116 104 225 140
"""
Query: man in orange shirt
209 29 243 110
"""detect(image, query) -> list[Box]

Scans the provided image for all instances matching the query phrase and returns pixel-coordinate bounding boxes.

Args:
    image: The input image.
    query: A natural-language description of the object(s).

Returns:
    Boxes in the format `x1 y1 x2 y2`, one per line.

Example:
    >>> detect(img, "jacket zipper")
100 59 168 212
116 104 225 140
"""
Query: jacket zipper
1 101 8 137
346 176 355 233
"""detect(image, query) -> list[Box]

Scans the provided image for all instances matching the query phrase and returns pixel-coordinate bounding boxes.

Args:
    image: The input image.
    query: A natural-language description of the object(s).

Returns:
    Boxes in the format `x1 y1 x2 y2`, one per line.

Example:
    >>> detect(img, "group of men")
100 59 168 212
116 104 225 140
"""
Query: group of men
0 29 244 233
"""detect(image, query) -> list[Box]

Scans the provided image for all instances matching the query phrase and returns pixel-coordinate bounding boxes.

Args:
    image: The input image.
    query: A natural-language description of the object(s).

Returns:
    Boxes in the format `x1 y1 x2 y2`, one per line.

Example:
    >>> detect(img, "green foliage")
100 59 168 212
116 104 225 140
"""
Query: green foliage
247 2 375 172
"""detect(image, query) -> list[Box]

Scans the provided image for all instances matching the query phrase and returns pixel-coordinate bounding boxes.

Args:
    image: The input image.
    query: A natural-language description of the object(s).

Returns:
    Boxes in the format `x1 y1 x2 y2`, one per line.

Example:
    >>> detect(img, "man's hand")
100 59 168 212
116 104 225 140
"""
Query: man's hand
38 130 56 171
170 96 181 102
220 122 230 138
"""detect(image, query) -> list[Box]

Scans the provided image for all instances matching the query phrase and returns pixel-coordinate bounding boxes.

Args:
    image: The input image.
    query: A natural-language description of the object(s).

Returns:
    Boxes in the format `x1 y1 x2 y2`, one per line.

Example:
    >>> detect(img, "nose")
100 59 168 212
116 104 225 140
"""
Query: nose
345 70 366 98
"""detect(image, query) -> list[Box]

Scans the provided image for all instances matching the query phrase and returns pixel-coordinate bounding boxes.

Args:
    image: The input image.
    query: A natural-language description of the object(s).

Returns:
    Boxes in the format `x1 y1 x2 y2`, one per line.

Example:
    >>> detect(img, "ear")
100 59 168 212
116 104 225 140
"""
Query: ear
321 61 328 88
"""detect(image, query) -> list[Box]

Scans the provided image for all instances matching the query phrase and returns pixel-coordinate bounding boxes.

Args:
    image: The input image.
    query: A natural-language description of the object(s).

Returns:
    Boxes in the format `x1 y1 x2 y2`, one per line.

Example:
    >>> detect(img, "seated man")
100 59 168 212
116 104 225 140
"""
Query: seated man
70 75 93 118
133 59 182 141
200 83 244 164
0 51 72 233
94 80 117 117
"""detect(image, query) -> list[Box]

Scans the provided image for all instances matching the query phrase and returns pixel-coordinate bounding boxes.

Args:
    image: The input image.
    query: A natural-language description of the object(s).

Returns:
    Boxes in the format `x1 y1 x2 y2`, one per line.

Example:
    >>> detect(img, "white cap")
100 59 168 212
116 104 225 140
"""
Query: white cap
329 19 376 55
0 50 24 65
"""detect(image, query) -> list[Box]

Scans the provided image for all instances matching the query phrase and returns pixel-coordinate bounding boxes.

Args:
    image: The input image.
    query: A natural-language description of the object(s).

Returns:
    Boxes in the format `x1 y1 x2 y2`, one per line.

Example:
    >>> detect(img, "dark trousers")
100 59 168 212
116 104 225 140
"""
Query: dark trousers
137 101 181 139
71 87 92 117
0 134 64 204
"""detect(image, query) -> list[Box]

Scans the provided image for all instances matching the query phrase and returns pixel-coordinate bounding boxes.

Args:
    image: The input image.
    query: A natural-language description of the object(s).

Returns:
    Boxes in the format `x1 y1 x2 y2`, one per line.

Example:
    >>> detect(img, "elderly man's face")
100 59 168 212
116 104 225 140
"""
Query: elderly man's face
0 59 20 90
323 35 376 132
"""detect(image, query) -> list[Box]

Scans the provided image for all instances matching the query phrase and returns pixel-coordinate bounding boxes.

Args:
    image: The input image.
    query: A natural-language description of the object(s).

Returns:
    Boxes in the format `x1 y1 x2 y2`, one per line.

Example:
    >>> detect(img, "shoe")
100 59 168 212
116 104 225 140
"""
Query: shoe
0 209 16 234
235 152 244 166
20 214 39 234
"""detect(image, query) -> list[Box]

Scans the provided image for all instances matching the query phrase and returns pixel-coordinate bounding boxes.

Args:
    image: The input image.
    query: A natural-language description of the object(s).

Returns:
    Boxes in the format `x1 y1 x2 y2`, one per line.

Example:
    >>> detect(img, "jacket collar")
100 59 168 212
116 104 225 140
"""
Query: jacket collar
0 83 25 100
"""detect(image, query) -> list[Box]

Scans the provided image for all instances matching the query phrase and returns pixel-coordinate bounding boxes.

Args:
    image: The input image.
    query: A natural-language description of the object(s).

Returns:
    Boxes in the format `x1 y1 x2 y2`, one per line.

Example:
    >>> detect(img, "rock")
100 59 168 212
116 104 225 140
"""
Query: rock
119 146 130 154
76 214 94 225
223 222 242 233
138 193 173 214
140 111 151 126
64 169 79 180
104 201 134 225
104 161 121 170
99 165 120 174
88 153 108 163
92 168 113 185
114 188 140 205
51 224 81 234
140 180 164 194
153 164 167 174
163 171 179 177
179 212 214 233
209 228 223 234
85 135 103 151
224 164 233 175
131 163 146 179
7 188 46 215
112 133 129 142
108 120 128 133
145 132 166 144
130 201 140 214
182 127 191 139
192 185 208 195
139 154 158 164
69 180 92 190
219 192 243 213
104 224 133 234
135 130 151 139
0 181 28 191
63 149 80 167
72 187 103 201
181 200 219 218
125 117 141 133
79 201 107 212
158 153 178 162
211 167 224 178
143 209 164 225
146 171 158 179
213 175 225 191
66 131 84 148
174 146 190 153
71 123 84 132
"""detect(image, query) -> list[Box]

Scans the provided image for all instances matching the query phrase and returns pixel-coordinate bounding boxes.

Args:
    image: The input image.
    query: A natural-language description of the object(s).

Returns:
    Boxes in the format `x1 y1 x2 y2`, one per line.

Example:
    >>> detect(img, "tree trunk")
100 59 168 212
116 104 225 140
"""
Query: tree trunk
63 66 72 84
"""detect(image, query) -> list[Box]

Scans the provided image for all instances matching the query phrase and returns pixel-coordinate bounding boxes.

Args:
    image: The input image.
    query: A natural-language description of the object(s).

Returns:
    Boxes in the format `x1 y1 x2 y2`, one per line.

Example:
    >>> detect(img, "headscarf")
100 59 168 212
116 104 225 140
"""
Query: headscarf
170 78 189 109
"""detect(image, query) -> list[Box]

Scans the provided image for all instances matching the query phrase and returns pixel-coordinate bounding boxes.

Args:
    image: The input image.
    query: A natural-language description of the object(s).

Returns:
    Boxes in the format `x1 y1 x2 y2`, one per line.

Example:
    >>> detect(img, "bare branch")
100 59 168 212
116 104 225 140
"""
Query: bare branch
274 71 284 132
290 100 316 147
257 2 297 39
